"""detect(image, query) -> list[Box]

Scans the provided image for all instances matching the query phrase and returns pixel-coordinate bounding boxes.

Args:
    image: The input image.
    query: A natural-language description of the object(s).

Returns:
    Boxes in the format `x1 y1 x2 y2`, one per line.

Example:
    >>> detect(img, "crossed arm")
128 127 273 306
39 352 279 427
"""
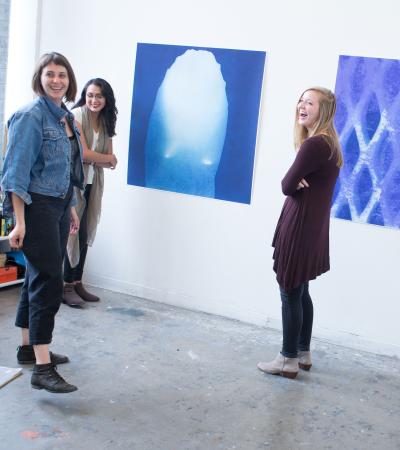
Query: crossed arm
75 120 118 169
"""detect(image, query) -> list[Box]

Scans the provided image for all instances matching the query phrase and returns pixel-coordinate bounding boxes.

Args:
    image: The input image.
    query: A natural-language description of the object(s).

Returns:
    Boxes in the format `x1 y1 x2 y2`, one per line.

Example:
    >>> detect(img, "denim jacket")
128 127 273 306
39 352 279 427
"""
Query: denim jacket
1 96 84 215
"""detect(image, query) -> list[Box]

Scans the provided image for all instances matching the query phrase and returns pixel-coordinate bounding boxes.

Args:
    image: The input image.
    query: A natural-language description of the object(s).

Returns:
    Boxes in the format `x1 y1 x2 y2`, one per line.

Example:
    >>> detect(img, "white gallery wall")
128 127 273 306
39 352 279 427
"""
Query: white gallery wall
5 0 400 356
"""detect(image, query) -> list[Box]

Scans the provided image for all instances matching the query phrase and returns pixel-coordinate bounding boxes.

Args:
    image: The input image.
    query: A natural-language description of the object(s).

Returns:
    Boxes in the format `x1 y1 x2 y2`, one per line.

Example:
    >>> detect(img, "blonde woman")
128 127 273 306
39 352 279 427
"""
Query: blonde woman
258 87 343 379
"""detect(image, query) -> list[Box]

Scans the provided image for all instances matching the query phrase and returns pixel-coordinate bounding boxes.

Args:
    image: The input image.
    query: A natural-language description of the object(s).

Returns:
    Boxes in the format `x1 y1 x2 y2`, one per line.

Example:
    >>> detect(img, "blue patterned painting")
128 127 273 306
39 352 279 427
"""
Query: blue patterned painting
332 55 400 228
127 43 266 204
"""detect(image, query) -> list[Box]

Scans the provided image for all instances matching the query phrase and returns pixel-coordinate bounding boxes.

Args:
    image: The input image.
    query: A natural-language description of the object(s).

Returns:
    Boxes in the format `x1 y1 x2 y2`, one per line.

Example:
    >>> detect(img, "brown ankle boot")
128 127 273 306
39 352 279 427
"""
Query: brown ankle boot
257 353 299 379
74 282 100 302
298 351 312 370
62 284 85 308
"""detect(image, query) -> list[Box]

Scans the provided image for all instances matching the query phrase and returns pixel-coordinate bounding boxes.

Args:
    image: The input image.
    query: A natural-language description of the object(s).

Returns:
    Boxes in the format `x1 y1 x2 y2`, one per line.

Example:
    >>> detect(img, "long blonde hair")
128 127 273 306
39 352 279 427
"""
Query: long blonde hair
294 87 343 168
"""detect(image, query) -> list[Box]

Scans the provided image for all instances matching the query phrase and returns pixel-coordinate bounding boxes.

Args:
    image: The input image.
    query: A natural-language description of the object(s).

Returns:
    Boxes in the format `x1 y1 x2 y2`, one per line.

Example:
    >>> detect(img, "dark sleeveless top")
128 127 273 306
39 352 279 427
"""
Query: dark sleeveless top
69 136 81 187
272 135 340 292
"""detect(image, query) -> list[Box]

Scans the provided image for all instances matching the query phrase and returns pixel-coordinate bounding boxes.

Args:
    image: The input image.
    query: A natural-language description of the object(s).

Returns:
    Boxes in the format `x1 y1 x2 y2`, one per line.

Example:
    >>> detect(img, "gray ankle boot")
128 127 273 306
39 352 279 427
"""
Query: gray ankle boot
257 353 299 379
298 351 312 370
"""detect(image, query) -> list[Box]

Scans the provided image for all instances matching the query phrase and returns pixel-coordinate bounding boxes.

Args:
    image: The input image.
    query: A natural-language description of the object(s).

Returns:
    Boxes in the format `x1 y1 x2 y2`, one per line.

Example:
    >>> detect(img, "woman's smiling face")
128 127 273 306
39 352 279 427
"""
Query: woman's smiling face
297 90 320 130
40 62 69 105
85 84 106 114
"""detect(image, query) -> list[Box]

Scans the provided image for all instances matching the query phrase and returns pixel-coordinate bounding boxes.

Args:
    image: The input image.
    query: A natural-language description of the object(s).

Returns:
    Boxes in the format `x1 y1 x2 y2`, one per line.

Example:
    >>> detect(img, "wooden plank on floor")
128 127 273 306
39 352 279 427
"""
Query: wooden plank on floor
0 366 22 388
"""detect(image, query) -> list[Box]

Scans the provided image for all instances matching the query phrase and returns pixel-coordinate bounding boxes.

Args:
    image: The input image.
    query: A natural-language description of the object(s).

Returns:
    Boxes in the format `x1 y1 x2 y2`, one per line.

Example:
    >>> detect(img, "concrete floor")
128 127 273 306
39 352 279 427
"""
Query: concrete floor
0 285 399 450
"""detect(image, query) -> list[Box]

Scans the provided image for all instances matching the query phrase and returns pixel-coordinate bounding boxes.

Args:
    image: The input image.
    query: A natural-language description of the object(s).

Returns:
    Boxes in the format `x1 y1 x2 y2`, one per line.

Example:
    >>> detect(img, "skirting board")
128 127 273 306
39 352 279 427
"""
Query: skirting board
85 272 400 359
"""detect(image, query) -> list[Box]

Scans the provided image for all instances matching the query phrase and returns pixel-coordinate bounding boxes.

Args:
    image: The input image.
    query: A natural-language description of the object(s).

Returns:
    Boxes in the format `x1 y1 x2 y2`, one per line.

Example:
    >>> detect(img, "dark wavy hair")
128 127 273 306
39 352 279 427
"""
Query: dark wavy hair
73 78 117 137
32 52 77 102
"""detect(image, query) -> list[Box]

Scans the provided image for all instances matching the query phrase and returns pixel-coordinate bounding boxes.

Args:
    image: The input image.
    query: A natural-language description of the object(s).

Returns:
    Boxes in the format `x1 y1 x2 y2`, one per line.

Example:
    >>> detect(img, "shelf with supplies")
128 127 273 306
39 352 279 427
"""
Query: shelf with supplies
0 277 24 288
0 137 24 287
0 236 25 288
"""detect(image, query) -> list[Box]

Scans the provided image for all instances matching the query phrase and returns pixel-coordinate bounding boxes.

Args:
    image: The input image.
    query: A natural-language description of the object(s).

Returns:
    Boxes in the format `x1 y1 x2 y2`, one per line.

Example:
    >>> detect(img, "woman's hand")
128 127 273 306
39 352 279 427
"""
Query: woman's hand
70 207 80 235
93 154 118 169
9 223 25 249
296 178 309 190
9 193 26 248
107 153 118 170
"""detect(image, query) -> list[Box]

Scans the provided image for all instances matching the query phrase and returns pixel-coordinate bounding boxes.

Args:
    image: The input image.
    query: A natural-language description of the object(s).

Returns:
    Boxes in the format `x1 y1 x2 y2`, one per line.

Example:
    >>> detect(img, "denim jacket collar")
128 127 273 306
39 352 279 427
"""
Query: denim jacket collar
39 95 75 123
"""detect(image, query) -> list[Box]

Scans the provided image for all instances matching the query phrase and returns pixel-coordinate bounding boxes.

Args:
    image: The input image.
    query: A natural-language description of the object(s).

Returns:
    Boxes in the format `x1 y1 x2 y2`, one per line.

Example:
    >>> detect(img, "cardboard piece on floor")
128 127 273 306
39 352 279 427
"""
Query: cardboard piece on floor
0 366 22 388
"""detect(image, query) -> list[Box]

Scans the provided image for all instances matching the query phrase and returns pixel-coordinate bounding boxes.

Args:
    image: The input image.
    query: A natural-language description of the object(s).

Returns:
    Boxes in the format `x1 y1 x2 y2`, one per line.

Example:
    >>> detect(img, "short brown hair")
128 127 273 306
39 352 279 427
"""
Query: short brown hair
32 52 77 102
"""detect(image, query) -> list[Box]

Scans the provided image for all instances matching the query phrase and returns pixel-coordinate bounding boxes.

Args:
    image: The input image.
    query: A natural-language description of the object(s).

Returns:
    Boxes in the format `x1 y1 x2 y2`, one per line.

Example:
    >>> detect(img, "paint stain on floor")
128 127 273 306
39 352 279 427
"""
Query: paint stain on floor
21 428 68 440
106 307 145 317
21 431 41 440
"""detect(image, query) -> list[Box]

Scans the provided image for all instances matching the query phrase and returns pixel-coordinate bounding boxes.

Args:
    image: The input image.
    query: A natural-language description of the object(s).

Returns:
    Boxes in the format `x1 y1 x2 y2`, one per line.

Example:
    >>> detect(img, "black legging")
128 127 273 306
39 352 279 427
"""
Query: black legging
280 282 314 358
63 184 92 283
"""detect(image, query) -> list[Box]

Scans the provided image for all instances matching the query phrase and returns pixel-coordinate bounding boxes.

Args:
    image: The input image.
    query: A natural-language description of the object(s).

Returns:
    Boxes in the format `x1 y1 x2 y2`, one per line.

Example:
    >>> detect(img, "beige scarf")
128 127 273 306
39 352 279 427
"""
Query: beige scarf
67 106 110 268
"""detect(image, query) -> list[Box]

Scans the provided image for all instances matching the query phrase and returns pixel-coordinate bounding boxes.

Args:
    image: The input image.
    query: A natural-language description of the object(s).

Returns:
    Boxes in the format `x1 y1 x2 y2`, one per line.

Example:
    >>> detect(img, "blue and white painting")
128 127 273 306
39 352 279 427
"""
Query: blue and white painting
332 55 400 228
127 43 266 204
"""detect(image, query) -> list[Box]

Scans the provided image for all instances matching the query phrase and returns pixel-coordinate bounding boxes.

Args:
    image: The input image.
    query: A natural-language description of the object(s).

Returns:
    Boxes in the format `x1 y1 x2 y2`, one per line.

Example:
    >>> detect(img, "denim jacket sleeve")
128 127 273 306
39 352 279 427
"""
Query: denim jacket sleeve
1 110 43 205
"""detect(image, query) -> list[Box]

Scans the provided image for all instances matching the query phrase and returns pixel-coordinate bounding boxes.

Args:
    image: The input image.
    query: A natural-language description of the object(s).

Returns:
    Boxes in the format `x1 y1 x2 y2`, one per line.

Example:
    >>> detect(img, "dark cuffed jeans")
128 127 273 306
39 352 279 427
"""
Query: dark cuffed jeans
63 184 91 283
280 282 314 358
15 187 72 345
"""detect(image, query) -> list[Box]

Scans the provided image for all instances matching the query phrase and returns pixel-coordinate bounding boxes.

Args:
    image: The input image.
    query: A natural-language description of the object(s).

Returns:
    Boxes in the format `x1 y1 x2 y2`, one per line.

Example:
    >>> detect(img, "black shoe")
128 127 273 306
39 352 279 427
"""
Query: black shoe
17 345 69 365
31 363 78 393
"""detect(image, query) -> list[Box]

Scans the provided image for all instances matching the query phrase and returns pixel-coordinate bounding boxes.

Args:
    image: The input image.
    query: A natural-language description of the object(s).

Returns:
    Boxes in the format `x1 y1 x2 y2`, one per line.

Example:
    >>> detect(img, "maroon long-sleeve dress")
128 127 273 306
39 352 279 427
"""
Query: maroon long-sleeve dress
272 135 340 292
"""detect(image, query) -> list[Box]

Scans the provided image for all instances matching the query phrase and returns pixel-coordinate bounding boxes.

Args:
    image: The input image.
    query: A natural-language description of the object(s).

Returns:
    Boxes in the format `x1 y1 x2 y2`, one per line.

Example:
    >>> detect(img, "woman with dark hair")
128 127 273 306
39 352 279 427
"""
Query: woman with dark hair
1 52 84 393
62 78 118 306
257 87 343 379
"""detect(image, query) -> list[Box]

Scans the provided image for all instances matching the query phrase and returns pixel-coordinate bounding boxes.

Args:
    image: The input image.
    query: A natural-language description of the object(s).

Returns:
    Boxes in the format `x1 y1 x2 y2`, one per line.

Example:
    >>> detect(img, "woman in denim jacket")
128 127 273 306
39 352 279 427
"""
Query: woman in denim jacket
1 52 84 393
